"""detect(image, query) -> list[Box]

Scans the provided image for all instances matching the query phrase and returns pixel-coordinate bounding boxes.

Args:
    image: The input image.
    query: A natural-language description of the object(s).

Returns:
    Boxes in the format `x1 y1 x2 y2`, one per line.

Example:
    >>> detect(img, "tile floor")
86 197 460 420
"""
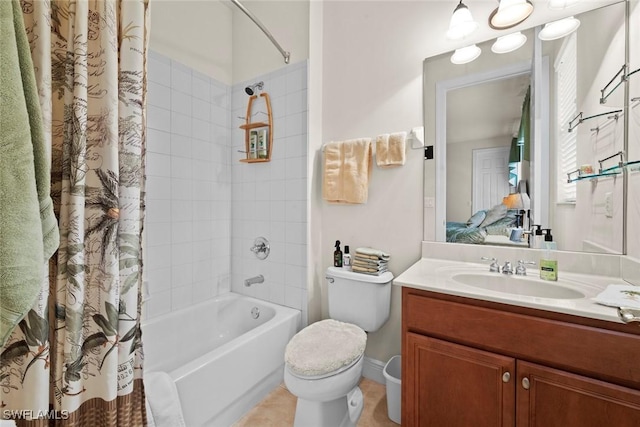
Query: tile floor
234 378 399 427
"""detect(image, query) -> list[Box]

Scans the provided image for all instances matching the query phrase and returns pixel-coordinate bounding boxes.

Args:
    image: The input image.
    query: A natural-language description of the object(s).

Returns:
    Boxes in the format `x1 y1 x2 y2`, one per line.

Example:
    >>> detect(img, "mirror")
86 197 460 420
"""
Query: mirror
423 1 629 254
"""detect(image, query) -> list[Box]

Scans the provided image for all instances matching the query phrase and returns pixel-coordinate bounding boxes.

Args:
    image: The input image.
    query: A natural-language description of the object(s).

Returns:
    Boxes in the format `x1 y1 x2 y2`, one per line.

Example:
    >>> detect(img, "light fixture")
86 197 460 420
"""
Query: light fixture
446 0 479 40
538 16 581 40
491 32 527 54
451 44 481 64
547 0 579 10
489 0 534 30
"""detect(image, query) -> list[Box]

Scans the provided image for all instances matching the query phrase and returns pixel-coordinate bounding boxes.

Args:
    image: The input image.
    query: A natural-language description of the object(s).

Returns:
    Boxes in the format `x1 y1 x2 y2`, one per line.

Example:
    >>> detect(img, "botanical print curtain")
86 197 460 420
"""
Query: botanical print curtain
1 1 149 425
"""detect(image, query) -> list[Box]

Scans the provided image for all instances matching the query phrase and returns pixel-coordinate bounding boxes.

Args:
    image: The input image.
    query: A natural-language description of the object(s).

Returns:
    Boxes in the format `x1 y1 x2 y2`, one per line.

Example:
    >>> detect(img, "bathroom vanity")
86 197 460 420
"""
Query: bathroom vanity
396 257 640 426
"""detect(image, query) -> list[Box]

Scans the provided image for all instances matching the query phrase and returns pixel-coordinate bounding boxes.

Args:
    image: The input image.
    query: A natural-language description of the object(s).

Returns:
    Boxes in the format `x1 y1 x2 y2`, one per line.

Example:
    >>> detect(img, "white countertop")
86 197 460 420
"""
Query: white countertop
394 257 629 324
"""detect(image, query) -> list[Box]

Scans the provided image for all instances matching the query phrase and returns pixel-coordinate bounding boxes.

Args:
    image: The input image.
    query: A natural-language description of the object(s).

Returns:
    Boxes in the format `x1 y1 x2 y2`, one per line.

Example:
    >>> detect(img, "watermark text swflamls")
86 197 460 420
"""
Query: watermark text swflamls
2 409 70 420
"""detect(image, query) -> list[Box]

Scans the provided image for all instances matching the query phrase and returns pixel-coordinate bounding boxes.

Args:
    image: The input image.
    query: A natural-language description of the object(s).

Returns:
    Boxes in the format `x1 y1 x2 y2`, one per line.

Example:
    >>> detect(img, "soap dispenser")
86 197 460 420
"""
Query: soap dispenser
539 229 558 281
532 225 544 249
334 240 343 267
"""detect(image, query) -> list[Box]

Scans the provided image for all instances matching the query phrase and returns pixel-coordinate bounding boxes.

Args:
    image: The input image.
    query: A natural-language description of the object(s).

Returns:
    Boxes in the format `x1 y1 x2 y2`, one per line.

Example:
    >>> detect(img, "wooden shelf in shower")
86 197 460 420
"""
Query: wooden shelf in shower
239 92 273 163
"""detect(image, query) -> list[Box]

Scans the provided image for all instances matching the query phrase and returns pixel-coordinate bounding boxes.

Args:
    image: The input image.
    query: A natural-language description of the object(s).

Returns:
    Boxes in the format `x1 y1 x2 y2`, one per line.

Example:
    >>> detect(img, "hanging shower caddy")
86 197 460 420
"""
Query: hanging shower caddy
239 92 273 163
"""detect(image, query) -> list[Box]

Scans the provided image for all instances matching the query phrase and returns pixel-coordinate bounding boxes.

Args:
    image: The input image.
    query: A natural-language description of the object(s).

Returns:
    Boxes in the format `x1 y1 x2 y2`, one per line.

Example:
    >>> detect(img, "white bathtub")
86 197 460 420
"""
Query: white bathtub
142 292 301 426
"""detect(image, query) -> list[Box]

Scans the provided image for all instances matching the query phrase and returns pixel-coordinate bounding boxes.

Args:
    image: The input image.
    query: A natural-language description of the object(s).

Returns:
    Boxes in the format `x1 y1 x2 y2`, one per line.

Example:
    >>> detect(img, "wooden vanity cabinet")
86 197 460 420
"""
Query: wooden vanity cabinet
402 287 640 427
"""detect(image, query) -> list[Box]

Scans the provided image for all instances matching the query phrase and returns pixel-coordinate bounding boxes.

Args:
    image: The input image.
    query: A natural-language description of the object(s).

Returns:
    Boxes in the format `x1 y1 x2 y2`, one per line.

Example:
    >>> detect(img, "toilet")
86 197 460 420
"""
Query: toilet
284 267 394 427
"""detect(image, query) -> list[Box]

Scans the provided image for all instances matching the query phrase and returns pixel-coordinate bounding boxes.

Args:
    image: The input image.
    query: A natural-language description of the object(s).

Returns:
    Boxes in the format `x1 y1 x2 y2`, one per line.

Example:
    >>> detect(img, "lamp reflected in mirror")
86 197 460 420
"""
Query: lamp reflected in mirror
503 191 530 229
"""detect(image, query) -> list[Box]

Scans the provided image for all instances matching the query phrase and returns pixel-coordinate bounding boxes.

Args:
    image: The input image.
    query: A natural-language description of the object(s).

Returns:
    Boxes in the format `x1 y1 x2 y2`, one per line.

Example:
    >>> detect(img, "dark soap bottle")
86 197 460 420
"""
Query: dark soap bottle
334 240 343 267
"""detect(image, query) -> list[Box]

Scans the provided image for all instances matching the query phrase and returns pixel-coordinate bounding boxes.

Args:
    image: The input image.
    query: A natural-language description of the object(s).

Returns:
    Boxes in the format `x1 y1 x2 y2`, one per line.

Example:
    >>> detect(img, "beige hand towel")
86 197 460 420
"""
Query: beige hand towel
322 138 372 204
376 131 406 168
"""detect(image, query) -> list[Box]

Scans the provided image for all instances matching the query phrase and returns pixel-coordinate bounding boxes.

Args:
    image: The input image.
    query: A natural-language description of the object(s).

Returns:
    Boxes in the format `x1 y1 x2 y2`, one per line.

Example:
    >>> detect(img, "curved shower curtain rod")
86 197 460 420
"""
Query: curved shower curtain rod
230 0 291 64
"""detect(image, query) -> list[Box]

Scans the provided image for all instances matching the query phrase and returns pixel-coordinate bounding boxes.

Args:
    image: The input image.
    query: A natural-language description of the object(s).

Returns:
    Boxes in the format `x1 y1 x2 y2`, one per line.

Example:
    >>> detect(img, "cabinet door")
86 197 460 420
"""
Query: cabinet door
517 361 640 427
404 333 516 427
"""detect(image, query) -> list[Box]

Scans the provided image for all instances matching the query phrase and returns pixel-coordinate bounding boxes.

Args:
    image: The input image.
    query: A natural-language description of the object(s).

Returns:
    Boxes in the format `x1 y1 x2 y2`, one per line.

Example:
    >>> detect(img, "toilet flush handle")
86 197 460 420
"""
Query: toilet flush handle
326 277 334 283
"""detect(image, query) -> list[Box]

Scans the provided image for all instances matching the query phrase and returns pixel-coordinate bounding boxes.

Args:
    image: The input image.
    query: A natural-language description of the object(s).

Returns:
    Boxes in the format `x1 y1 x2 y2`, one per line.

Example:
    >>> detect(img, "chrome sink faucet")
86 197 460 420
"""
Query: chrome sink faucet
515 260 536 276
502 261 513 275
481 257 501 273
244 274 264 287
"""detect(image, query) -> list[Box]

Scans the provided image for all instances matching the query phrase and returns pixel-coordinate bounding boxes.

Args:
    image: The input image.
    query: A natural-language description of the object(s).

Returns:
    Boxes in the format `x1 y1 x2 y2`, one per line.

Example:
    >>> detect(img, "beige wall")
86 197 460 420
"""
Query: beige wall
314 1 438 363
150 1 233 82
232 1 310 84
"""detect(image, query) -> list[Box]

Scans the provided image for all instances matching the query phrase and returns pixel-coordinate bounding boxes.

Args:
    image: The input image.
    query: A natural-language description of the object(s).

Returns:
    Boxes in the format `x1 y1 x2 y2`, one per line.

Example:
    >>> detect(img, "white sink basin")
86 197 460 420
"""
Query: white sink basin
452 273 586 300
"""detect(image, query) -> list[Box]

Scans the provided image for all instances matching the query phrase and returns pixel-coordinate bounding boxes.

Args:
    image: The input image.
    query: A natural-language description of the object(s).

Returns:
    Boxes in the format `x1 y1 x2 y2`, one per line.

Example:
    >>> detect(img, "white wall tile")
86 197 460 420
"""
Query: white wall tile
171 285 193 310
192 97 211 122
146 244 171 272
146 266 171 294
286 68 306 92
171 156 193 179
146 175 171 200
146 199 171 223
145 222 171 247
171 112 192 137
148 82 171 109
170 179 194 201
148 106 171 133
171 90 192 115
148 129 171 155
145 289 172 318
172 263 193 288
145 52 232 318
192 118 211 141
192 75 211 101
171 62 192 94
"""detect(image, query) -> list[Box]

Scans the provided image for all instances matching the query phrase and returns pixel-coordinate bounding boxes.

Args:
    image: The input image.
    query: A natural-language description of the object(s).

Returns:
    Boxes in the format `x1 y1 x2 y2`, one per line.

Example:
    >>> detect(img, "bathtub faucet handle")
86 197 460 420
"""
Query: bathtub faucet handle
250 237 270 260
244 274 265 287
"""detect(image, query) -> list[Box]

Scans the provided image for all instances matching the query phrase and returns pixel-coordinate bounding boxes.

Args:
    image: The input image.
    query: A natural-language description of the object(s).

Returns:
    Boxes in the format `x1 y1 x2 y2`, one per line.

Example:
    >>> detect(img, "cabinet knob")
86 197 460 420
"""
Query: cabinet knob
502 372 511 383
522 377 530 390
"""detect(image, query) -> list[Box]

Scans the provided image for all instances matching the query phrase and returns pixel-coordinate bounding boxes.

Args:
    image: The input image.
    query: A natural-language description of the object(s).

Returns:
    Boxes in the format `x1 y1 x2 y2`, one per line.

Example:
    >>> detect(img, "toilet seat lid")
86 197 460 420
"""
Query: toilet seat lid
285 319 366 377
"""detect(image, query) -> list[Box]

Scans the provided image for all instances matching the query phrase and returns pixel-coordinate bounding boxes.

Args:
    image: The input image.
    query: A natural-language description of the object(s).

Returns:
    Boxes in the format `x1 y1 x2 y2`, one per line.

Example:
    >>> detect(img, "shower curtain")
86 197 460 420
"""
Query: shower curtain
1 0 149 425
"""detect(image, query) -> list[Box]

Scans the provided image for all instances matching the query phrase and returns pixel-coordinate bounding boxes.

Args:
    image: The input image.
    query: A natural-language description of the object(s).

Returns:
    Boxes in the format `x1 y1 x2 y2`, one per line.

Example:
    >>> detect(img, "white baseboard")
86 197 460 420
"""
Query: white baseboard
362 357 386 385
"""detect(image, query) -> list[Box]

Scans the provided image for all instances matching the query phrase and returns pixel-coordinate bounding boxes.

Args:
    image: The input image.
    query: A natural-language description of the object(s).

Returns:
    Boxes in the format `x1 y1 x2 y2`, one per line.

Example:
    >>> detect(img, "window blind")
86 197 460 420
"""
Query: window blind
555 33 577 203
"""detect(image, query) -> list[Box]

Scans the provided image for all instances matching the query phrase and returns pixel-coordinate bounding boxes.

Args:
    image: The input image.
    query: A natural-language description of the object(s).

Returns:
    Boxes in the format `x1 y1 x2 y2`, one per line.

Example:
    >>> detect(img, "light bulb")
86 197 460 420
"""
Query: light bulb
491 32 527 54
490 0 534 29
447 1 479 40
451 45 481 64
538 16 581 40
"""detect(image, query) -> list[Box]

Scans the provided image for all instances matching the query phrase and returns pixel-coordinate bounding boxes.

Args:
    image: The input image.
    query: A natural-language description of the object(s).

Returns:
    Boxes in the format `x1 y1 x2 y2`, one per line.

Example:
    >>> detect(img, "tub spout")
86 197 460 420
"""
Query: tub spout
244 275 264 287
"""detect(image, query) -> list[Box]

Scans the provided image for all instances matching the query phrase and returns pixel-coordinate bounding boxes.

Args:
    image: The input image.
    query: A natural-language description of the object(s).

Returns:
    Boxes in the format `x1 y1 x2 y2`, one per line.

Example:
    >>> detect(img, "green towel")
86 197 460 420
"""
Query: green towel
0 0 59 347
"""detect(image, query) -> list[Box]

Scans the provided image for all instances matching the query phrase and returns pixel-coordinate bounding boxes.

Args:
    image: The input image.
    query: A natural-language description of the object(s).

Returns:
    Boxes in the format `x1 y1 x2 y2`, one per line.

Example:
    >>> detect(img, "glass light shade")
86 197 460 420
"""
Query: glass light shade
490 0 534 29
450 44 481 65
491 32 527 54
446 2 479 40
547 0 579 10
538 16 581 40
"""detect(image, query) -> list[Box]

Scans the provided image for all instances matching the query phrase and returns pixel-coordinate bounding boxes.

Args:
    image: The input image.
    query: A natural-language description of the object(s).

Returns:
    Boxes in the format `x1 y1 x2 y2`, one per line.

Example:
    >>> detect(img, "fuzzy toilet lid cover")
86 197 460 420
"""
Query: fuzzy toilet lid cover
285 319 366 377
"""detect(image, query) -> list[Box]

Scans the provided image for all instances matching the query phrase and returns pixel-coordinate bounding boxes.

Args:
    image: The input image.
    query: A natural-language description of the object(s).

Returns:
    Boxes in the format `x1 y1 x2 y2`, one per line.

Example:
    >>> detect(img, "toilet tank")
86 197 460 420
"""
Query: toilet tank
326 267 394 332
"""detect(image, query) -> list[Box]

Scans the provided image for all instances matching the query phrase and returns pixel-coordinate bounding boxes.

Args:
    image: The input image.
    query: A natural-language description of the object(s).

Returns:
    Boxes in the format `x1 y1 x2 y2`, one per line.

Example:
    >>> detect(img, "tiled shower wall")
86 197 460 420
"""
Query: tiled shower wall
144 53 308 321
230 62 308 323
144 51 232 319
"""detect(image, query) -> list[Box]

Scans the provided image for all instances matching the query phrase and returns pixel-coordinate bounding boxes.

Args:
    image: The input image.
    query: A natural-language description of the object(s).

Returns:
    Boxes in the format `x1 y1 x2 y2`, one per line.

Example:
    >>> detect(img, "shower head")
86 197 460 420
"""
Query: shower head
245 81 264 96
